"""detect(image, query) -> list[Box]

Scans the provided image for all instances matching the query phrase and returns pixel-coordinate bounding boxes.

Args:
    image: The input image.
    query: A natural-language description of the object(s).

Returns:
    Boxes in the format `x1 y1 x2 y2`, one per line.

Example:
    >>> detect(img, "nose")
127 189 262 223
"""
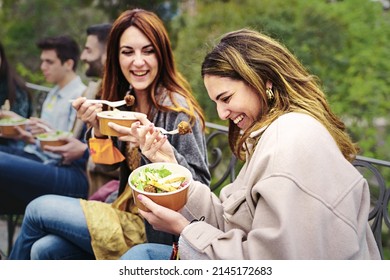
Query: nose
133 52 145 67
216 104 229 120
80 50 87 62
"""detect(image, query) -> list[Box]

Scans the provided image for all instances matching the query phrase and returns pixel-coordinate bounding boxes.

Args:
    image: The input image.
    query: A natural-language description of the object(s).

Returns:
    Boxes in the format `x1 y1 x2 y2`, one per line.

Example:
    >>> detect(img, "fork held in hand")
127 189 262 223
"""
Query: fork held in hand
139 125 179 135
70 99 126 108
156 127 179 135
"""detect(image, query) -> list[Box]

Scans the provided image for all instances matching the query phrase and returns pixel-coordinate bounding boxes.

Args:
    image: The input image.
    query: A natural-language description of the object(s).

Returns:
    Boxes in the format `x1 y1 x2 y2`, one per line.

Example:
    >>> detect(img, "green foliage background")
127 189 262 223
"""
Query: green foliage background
1 0 389 160
172 0 390 160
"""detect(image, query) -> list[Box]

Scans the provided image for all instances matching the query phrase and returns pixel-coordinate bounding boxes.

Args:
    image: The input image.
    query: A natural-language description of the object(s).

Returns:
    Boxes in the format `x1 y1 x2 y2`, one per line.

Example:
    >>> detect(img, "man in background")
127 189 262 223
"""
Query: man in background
32 35 87 134
73 23 112 133
72 23 119 196
0 35 90 229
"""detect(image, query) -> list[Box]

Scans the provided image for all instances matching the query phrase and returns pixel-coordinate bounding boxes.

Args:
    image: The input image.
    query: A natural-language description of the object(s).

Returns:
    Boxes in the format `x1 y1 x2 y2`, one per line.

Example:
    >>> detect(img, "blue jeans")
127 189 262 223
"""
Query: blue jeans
120 243 172 260
9 195 94 260
0 148 88 205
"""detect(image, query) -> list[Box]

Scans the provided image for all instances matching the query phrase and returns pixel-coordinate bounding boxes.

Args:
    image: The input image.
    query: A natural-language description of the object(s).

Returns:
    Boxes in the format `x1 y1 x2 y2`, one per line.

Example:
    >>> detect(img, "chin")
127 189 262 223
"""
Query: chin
131 83 151 91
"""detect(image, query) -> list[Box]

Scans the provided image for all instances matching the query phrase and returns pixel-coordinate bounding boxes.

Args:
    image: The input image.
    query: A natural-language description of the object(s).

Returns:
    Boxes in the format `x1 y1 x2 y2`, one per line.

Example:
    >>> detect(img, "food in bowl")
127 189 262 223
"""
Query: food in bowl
36 130 72 149
97 110 146 137
129 162 192 211
0 117 27 136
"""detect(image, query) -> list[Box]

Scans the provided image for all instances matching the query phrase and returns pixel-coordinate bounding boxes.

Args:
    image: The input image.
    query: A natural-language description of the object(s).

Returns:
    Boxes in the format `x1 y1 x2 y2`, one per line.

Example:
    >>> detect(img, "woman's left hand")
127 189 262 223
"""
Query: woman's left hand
108 120 177 163
107 113 148 149
138 194 190 235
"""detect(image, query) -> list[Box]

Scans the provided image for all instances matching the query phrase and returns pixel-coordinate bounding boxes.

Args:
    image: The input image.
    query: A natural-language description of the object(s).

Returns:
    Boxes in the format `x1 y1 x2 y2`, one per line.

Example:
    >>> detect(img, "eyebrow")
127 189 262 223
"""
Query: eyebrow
119 44 153 50
41 58 55 63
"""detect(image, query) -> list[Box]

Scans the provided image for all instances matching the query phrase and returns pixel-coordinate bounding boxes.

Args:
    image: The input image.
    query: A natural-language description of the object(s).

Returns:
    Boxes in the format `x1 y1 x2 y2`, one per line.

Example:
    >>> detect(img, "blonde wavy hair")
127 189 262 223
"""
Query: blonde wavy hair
201 28 358 162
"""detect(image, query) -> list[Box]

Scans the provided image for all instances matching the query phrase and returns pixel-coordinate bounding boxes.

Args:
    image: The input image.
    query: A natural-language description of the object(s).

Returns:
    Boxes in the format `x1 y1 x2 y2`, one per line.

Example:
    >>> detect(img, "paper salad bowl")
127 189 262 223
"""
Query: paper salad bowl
36 130 72 149
97 111 146 137
128 162 192 212
0 117 27 136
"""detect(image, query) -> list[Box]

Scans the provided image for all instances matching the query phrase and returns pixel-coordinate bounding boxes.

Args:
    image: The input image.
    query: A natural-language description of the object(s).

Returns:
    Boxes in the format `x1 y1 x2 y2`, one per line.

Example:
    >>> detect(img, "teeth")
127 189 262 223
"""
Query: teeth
233 115 244 124
133 71 147 76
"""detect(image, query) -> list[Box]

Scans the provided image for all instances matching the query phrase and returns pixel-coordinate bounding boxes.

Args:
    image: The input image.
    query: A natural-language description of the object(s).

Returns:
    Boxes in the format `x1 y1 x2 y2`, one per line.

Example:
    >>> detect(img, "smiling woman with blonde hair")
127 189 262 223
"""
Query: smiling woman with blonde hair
120 28 380 260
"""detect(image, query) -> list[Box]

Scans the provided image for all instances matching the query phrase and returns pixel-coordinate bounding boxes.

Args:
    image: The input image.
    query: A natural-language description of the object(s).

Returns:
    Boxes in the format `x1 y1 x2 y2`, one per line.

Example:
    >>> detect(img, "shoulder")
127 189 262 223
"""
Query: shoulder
251 112 343 173
74 76 87 89
265 112 333 148
60 76 87 98
67 76 87 90
159 89 189 108
271 112 324 132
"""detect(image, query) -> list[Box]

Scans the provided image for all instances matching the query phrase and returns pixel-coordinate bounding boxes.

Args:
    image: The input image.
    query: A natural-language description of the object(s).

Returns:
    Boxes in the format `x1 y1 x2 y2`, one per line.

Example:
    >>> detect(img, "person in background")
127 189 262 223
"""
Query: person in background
120 28 381 260
33 35 86 133
8 9 211 260
73 23 112 137
74 23 120 196
0 41 33 147
0 35 86 151
0 33 99 224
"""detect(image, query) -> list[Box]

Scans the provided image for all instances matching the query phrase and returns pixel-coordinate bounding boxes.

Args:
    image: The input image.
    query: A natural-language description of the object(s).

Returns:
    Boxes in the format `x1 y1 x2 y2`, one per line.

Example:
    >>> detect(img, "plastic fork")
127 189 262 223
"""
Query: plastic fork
156 127 179 135
139 125 179 135
70 99 126 108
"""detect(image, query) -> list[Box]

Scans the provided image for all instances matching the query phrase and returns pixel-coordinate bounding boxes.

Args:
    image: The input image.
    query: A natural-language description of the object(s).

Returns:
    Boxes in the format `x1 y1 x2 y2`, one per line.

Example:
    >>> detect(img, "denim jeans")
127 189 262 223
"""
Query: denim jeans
9 195 94 260
120 243 172 260
0 147 88 204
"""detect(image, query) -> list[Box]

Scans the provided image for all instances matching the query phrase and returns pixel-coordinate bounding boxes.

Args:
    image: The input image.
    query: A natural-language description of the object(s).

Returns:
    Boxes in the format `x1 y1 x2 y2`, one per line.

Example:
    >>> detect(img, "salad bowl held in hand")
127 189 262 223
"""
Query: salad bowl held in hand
36 130 72 149
0 117 27 136
128 162 193 211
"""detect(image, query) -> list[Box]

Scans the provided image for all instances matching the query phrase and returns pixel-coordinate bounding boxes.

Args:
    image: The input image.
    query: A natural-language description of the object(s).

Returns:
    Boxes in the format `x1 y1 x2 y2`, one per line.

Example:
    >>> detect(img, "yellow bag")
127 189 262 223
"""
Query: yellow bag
89 137 125 164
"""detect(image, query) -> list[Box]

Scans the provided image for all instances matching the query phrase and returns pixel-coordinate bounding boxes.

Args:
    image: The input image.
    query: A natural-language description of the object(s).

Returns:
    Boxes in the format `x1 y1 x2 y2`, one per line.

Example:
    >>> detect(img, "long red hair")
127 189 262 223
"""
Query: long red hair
101 9 205 128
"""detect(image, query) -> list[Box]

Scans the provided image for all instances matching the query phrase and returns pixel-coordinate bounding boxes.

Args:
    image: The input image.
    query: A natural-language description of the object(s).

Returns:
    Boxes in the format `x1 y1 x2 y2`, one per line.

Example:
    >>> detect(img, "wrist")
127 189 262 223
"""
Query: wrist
92 127 107 139
178 219 191 235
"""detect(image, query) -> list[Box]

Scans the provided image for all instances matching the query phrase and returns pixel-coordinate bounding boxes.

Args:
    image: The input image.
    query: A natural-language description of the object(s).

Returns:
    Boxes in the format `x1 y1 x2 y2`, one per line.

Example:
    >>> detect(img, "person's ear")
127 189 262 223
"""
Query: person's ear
64 59 74 71
266 80 273 89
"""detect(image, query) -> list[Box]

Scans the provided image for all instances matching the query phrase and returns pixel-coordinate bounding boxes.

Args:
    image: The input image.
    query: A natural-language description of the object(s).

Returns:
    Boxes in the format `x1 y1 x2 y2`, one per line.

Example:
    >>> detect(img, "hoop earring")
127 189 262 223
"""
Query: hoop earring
266 88 274 100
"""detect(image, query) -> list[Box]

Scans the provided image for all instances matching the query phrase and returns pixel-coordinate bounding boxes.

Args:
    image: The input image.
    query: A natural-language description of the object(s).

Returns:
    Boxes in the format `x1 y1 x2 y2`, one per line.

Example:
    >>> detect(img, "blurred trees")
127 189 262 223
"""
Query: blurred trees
172 0 390 159
0 0 108 84
1 0 390 160
0 0 178 84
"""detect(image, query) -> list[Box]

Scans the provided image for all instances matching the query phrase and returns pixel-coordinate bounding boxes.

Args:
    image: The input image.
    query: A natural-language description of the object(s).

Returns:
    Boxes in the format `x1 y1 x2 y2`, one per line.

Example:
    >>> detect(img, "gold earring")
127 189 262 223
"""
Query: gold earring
266 88 274 100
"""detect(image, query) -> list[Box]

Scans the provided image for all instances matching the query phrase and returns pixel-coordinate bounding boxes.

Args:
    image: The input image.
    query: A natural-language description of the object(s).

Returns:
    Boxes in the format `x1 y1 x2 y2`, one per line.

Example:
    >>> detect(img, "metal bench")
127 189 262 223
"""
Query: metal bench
352 156 390 259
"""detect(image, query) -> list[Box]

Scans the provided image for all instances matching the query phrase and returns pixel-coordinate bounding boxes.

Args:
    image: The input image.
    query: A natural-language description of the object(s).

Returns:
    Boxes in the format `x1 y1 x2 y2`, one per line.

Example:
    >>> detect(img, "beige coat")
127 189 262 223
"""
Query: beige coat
180 112 381 259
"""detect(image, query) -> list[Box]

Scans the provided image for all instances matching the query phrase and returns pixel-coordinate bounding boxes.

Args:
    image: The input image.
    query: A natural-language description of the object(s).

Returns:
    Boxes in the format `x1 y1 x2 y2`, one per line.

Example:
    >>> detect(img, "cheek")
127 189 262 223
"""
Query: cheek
119 58 129 74
147 57 159 73
91 52 101 61
248 97 262 119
